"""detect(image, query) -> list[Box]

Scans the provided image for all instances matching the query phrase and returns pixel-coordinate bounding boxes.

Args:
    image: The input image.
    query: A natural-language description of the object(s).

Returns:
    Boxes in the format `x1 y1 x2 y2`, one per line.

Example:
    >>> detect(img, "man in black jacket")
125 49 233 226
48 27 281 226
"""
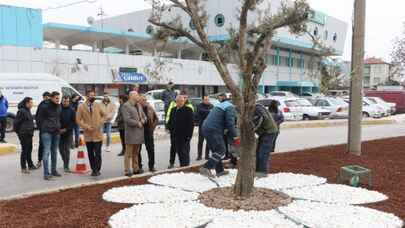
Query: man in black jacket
196 95 213 160
36 91 61 180
14 97 36 173
71 94 81 148
59 96 76 173
35 91 50 168
167 95 194 167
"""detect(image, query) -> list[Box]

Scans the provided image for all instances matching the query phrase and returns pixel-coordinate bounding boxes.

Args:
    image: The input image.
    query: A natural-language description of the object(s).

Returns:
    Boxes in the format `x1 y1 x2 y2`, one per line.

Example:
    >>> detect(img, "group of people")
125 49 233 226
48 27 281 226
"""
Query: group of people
11 80 284 181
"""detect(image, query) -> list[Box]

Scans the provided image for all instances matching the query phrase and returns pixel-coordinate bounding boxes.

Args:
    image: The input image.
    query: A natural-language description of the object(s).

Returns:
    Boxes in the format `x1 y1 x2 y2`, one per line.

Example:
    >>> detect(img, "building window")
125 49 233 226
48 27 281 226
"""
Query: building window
273 55 280 65
215 14 225 27
146 25 154 34
314 27 319 36
189 20 196 30
333 33 338 42
324 30 328 40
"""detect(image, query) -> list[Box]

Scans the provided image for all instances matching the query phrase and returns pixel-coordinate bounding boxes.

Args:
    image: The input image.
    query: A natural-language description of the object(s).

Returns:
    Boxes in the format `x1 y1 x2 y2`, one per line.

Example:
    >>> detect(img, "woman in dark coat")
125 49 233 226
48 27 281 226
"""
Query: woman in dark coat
14 97 36 173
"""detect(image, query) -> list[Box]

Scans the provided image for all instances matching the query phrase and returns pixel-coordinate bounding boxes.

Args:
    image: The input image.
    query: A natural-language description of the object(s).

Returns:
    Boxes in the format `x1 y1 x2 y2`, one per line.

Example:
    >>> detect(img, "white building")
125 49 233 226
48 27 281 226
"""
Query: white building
0 1 348 96
363 57 391 88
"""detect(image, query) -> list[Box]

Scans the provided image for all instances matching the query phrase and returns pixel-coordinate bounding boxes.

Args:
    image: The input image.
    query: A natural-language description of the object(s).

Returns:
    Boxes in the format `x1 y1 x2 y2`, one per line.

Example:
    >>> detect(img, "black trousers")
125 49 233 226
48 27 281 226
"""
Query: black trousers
18 133 34 169
59 131 73 169
169 130 176 165
175 136 190 167
197 126 210 159
139 129 155 170
38 130 43 162
86 141 102 173
119 129 126 153
0 117 6 141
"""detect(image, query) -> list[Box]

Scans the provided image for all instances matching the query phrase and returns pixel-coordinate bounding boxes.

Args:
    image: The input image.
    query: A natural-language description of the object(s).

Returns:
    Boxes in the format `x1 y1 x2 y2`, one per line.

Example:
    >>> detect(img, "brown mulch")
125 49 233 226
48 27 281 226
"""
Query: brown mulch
199 187 291 211
0 137 405 227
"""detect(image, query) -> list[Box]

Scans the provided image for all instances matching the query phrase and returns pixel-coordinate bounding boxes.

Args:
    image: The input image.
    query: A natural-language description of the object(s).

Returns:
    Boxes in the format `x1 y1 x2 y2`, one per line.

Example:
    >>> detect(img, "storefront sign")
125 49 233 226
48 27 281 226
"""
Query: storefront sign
118 67 147 83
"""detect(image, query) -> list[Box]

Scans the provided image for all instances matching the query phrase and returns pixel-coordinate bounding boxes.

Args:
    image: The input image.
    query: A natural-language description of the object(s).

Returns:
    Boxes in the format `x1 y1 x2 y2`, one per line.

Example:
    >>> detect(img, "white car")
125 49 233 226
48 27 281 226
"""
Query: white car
257 97 303 121
313 97 349 119
267 91 298 97
342 98 384 118
147 99 165 124
145 89 180 101
367 97 396 115
295 98 331 120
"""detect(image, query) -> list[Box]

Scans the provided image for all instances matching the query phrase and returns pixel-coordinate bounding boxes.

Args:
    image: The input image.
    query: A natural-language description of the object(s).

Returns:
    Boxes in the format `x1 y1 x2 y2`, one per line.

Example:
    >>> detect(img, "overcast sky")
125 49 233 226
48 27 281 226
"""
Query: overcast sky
1 0 405 61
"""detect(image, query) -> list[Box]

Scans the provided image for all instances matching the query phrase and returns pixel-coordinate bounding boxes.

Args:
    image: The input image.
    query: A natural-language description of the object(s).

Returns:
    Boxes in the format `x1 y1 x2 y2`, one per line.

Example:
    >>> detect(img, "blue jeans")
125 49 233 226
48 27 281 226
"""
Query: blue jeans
203 128 225 174
41 132 60 177
256 133 277 173
103 123 112 147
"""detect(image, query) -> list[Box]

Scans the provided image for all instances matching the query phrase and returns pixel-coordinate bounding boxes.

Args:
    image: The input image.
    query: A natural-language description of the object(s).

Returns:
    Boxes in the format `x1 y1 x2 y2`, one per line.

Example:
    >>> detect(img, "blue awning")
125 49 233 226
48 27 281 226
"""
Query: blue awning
277 81 316 87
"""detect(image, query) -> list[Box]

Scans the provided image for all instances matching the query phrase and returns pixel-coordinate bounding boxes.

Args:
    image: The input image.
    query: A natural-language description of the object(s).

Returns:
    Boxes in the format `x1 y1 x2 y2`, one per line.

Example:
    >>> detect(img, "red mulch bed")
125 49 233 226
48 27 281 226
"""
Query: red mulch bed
1 137 405 227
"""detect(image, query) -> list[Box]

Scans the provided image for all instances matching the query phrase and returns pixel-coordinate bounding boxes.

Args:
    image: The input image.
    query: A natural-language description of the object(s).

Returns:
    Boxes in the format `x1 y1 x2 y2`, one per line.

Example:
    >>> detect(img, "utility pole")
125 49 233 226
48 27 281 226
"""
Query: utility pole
348 0 366 155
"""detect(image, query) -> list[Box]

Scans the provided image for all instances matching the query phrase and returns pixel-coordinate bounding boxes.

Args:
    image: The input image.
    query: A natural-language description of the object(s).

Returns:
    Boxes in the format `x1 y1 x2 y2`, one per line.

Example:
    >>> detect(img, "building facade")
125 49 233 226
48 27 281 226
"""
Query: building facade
0 1 348 96
363 57 391 88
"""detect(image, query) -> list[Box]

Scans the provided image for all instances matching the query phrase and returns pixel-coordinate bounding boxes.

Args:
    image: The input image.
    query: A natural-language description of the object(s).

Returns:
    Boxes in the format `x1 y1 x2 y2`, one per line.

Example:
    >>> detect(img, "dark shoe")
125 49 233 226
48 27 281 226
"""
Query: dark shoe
91 172 97 177
199 167 214 178
21 169 30 174
196 157 202 161
216 170 230 177
204 157 209 160
52 172 62 177
168 164 174 169
75 143 79 148
125 172 133 177
96 171 101 176
117 151 124 156
149 168 157 173
36 161 42 169
0 140 7 143
64 168 72 173
44 175 52 181
139 169 144 174
255 172 268 178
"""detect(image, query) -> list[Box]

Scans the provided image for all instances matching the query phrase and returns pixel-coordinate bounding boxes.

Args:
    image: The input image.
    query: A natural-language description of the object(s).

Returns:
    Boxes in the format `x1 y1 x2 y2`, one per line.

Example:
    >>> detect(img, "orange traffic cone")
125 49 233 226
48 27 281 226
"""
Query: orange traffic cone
74 137 89 174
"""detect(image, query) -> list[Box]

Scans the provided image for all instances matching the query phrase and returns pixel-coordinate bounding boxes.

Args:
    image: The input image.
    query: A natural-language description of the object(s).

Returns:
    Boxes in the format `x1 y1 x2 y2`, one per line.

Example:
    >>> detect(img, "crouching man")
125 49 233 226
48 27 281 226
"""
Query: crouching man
200 93 238 178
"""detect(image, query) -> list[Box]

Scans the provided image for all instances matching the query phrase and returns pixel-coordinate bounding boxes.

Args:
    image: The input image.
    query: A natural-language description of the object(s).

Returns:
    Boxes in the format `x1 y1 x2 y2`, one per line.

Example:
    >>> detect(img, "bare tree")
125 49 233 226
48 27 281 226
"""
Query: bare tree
391 22 405 83
147 0 310 197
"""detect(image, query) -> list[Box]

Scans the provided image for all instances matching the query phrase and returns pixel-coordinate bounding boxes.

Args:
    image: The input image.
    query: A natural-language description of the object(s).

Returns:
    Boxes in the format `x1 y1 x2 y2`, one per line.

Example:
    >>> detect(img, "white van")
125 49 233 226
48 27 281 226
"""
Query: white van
0 73 82 131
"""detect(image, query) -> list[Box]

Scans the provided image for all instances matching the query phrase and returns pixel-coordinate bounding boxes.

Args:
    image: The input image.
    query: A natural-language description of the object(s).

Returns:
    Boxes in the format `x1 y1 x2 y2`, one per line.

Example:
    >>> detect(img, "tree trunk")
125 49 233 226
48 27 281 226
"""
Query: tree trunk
233 102 257 198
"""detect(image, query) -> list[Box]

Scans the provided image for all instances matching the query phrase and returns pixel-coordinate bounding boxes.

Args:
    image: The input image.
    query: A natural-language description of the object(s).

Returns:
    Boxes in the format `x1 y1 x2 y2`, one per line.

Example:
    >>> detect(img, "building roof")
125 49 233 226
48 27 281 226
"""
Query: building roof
364 57 389 65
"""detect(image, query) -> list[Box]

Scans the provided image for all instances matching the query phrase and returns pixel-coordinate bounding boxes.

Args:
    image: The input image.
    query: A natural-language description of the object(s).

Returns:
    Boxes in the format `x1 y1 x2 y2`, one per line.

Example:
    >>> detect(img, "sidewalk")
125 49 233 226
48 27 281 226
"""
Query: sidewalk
1 114 402 156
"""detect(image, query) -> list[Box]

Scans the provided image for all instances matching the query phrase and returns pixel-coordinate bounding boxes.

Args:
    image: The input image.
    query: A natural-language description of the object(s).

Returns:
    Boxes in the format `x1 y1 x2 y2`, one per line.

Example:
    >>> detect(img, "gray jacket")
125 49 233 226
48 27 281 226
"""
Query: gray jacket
122 100 146 145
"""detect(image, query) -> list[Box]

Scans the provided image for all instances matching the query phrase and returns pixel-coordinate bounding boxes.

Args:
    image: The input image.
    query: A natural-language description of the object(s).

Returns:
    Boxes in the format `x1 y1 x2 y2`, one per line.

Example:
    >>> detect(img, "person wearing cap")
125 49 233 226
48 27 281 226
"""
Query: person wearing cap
35 91 51 168
200 93 238 178
165 91 194 169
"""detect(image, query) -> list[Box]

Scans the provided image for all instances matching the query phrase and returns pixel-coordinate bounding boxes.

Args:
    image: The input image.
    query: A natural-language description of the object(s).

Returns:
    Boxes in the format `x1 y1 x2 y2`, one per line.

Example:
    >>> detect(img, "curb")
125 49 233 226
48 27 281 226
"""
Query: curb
0 163 204 202
0 144 17 156
281 118 396 129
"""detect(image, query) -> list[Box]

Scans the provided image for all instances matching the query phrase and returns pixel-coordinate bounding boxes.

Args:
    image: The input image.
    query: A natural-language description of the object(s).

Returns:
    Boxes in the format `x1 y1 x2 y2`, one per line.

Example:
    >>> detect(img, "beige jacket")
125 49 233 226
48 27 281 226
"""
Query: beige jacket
100 101 117 123
76 102 105 142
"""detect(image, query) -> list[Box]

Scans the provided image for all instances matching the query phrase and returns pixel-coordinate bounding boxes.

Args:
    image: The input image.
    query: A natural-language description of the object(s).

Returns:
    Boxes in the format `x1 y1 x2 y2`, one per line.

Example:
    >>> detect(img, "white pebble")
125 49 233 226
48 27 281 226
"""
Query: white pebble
254 173 327 190
283 184 388 204
103 185 199 204
279 200 404 228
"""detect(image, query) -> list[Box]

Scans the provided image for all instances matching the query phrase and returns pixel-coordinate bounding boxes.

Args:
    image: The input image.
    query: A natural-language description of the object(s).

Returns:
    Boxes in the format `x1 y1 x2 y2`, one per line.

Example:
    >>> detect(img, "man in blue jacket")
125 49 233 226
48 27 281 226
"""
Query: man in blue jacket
0 91 9 143
200 93 238 177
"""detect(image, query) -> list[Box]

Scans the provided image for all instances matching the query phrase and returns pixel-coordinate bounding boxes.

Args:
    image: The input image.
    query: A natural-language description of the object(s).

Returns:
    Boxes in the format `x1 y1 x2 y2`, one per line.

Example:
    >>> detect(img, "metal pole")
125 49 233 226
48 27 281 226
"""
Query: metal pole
348 0 366 155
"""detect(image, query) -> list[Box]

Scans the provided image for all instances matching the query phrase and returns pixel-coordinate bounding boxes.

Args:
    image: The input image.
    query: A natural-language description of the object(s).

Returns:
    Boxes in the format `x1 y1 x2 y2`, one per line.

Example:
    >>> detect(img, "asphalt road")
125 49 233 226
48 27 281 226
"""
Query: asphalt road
1 123 405 198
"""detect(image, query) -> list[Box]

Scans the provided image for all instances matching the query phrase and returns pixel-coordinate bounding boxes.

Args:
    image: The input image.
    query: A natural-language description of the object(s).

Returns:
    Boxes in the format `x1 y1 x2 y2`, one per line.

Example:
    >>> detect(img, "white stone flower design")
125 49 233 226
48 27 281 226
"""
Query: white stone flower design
104 170 404 228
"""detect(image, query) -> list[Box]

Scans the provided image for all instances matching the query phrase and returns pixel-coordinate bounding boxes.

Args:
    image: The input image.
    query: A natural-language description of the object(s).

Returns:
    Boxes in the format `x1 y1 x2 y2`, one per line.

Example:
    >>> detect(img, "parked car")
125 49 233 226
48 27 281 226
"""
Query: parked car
313 97 349 119
364 97 390 117
365 90 405 114
257 97 303 121
295 98 331 120
147 99 165 124
367 97 396 115
342 97 384 118
267 91 298 97
300 92 324 98
145 89 180 100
